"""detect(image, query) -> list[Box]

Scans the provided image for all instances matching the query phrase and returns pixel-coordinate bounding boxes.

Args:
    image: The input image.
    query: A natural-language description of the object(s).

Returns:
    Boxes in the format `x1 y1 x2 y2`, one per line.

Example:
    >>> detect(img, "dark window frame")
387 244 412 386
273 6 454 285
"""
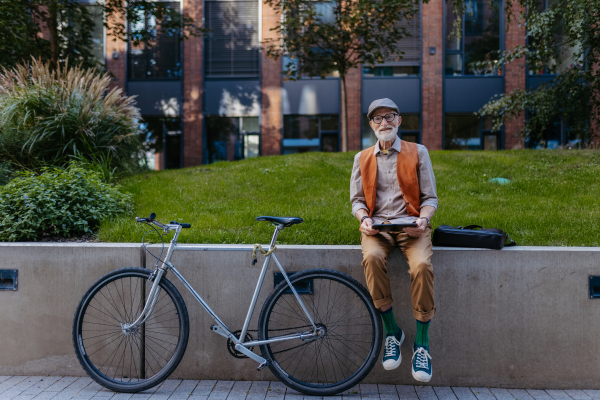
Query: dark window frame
282 114 340 153
204 115 261 164
444 113 502 150
127 2 183 81
204 0 260 79
444 0 504 77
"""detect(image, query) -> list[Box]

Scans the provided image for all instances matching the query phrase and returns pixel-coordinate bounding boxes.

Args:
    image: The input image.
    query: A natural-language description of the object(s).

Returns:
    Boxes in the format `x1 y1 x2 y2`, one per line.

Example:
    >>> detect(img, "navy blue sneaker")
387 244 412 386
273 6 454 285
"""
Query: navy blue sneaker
382 329 405 370
411 343 432 382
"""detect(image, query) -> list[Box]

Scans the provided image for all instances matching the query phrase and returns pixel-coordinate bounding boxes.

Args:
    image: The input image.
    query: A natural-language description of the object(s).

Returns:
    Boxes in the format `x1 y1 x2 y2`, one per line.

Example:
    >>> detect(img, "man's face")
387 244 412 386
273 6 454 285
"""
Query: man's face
369 107 402 141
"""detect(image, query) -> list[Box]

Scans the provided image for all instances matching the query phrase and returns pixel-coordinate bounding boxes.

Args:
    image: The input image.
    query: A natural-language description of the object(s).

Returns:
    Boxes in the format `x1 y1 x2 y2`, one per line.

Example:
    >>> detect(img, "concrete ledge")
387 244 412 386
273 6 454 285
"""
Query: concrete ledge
0 243 598 388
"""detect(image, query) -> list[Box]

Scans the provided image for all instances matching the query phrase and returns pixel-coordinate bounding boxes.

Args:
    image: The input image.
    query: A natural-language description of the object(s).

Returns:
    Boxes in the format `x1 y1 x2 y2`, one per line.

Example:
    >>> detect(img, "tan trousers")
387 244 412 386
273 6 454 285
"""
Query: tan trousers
361 226 435 322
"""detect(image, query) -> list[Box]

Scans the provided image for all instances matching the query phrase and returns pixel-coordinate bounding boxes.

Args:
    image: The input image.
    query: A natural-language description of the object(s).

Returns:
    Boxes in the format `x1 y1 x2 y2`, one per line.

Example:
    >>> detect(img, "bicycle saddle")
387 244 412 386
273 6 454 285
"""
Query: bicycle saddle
255 216 303 227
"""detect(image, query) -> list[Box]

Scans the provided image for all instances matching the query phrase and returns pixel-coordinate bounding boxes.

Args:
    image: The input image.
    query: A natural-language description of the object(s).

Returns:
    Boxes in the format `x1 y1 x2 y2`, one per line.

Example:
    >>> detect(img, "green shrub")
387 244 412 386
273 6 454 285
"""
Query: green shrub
0 58 146 176
0 164 133 241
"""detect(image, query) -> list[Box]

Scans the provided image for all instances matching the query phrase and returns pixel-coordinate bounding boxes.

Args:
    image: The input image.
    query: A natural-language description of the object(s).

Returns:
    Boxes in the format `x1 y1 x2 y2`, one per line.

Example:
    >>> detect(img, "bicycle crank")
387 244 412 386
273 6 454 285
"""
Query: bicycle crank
226 330 255 359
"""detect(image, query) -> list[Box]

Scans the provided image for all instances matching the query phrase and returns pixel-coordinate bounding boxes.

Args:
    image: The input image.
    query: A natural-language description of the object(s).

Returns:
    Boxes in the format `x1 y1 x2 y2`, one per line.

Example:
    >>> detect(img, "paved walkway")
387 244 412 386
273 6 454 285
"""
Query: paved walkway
0 377 599 400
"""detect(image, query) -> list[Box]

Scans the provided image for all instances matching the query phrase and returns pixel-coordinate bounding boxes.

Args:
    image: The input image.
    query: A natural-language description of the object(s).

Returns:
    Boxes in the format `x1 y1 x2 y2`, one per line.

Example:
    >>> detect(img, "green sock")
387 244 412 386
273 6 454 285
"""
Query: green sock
380 308 399 335
415 319 430 347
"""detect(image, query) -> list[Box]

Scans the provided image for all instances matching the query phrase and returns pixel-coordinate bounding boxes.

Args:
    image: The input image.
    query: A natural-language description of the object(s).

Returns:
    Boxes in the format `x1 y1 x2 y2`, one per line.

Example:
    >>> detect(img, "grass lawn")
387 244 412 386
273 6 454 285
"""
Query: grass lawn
98 150 600 247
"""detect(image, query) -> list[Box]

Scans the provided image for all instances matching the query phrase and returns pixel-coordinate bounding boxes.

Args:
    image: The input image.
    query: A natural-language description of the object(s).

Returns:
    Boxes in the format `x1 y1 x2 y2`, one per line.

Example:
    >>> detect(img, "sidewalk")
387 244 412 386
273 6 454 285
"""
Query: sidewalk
0 377 599 400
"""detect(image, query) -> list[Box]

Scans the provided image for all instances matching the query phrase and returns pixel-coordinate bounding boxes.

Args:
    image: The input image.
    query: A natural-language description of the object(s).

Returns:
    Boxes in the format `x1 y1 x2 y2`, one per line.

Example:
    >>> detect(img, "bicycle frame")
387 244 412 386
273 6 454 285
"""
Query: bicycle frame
123 222 320 368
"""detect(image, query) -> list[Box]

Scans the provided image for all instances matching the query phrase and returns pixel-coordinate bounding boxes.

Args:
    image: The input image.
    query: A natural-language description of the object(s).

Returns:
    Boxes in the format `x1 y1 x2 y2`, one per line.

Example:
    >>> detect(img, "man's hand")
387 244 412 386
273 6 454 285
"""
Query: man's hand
403 217 428 238
360 217 380 236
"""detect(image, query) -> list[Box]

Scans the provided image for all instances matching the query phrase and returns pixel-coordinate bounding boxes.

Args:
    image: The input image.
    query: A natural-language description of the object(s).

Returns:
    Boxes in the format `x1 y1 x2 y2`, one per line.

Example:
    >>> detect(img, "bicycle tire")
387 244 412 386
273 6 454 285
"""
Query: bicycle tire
257 268 382 396
72 267 189 393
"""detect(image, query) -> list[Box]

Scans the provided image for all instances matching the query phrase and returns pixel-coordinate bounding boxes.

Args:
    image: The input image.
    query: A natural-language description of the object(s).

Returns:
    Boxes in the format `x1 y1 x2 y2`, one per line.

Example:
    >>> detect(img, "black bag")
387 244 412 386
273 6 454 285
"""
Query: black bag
432 225 517 250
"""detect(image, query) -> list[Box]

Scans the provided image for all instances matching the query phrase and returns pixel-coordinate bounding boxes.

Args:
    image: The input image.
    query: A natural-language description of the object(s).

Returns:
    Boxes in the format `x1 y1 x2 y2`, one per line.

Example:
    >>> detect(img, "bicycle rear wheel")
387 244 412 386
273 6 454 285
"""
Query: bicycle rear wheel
72 267 189 393
257 269 382 396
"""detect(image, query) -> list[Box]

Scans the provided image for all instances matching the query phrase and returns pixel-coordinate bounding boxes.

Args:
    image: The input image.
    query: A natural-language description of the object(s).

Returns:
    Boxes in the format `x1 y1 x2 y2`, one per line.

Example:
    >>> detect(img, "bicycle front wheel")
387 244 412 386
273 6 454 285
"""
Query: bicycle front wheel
72 267 189 393
258 269 382 396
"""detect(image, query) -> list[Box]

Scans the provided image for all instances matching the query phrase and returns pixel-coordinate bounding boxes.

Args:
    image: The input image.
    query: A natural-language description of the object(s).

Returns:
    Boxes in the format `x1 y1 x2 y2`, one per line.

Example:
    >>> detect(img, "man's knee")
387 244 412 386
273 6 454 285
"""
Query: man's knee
362 247 387 270
409 258 433 278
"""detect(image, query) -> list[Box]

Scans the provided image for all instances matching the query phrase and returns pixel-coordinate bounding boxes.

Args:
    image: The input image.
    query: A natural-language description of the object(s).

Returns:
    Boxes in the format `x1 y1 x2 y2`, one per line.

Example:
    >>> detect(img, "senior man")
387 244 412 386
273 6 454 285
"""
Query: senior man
350 98 438 382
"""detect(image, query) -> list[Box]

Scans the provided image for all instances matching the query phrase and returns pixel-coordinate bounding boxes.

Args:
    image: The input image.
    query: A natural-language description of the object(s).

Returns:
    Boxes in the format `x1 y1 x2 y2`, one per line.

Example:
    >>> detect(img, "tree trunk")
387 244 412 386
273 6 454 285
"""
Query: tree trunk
47 1 59 69
340 74 348 152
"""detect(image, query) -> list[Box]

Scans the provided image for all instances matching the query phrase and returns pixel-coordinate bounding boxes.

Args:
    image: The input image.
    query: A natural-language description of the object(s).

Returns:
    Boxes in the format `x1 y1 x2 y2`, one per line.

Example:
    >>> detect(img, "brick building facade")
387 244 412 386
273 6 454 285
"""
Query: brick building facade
99 0 568 169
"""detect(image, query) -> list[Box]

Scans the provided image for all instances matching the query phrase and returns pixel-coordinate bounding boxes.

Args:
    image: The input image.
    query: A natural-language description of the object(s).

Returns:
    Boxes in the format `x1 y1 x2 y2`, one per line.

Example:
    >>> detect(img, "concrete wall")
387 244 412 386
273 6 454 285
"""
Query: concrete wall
0 243 599 389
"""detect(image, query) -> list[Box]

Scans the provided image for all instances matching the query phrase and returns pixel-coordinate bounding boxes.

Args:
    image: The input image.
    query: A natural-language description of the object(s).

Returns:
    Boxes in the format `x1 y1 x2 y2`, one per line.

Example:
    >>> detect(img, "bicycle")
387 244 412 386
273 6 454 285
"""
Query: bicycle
72 214 383 396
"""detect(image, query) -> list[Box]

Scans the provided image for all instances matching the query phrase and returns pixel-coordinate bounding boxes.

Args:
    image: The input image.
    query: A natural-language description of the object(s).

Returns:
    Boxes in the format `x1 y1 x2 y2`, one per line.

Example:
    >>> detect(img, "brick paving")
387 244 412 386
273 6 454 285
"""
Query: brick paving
0 379 596 400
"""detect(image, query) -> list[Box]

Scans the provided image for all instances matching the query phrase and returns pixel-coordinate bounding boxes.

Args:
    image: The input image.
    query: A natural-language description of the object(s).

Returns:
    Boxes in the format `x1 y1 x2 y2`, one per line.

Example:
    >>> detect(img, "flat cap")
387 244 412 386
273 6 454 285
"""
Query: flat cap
367 98 399 120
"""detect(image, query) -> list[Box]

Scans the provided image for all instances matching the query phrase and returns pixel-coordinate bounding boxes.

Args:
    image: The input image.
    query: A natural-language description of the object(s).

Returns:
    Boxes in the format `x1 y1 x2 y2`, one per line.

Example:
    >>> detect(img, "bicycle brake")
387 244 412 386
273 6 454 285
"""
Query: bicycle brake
148 269 159 282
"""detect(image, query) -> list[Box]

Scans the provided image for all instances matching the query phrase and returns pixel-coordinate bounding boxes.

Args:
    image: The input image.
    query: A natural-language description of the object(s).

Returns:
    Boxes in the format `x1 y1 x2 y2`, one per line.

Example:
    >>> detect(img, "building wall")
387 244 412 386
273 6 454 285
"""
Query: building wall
105 0 532 168
504 3 527 149
105 13 126 94
182 0 204 166
260 2 282 156
421 0 444 151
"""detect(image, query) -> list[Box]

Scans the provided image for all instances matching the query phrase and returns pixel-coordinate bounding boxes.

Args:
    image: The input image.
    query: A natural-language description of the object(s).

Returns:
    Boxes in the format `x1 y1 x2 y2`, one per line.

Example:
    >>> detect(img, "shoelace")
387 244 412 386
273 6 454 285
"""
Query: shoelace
384 336 401 358
412 347 432 369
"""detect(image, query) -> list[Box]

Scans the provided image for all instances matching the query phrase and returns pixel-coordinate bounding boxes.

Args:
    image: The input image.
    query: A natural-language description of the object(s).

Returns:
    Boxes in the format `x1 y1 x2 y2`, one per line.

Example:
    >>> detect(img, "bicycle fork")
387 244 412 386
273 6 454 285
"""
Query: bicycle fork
121 225 182 335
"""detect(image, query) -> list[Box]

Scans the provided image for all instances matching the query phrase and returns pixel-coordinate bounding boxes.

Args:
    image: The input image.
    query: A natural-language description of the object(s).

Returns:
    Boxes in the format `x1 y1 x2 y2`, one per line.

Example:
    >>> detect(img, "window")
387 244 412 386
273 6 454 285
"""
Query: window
445 0 501 76
445 114 501 149
283 115 339 154
282 56 340 78
362 114 420 148
205 0 259 78
205 116 260 164
527 0 573 76
363 7 421 77
128 2 182 80
82 4 105 64
362 66 419 77
524 115 583 149
141 116 182 169
281 2 340 79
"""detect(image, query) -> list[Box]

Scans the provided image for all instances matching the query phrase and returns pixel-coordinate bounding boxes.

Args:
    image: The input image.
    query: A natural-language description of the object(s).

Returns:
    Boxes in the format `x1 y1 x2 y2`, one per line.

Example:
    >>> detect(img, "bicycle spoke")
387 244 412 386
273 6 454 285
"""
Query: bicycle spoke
77 271 187 389
261 272 379 393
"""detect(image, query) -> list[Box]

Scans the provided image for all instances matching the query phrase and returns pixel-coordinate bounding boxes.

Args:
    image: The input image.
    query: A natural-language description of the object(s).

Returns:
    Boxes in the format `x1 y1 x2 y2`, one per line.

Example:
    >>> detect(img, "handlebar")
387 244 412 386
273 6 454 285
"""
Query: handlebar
135 213 191 229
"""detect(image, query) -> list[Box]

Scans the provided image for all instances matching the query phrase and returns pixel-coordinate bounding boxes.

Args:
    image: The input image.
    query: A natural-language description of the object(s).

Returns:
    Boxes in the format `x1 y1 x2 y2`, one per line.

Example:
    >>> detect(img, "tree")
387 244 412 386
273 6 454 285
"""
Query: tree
451 0 600 146
263 0 421 152
0 0 204 71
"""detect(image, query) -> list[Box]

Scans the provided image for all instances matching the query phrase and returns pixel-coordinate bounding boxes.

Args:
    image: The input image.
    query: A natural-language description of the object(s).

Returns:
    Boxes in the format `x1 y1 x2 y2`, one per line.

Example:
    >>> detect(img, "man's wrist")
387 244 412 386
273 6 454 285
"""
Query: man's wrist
419 216 430 225
360 216 371 223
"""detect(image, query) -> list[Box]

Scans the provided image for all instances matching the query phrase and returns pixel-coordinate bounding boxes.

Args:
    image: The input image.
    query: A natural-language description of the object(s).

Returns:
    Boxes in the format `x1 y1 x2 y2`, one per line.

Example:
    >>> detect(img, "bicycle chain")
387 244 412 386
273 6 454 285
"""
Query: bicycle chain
226 325 314 359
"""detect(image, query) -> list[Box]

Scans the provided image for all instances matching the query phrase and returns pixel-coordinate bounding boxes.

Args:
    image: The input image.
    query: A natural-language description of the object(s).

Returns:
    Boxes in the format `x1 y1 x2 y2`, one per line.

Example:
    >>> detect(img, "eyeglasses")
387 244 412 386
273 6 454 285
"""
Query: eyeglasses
370 113 399 124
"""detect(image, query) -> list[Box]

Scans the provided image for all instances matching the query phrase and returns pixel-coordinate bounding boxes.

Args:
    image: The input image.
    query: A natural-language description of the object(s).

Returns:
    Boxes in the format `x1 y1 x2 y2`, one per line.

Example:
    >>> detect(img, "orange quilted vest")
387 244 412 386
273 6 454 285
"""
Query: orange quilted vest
358 140 421 218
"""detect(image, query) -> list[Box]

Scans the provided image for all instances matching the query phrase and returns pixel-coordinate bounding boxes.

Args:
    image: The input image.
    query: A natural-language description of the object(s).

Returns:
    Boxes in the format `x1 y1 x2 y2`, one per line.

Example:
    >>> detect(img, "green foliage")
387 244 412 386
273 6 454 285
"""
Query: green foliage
0 0 48 69
263 0 421 79
0 58 146 176
460 0 600 144
0 0 206 71
98 151 600 247
0 164 133 241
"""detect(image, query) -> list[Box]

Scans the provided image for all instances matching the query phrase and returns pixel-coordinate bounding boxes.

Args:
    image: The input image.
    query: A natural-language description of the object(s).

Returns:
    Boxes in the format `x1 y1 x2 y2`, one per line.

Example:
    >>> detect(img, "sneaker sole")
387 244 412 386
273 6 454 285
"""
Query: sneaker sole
411 367 432 382
382 330 405 371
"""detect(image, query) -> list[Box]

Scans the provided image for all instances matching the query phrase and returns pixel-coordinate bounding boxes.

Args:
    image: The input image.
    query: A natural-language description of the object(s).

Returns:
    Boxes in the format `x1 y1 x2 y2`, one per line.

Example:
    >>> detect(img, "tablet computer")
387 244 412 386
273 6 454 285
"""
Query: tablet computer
372 223 418 232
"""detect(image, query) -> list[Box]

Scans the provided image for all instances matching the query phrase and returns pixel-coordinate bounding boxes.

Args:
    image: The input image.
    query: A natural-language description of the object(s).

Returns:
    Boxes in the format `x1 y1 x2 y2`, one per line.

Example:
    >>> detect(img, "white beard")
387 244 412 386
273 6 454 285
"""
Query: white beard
375 125 398 142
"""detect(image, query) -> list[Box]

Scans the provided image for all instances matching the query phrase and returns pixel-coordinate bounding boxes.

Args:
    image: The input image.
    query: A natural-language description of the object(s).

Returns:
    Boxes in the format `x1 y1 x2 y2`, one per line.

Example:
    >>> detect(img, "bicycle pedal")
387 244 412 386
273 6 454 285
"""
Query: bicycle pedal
257 360 269 371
